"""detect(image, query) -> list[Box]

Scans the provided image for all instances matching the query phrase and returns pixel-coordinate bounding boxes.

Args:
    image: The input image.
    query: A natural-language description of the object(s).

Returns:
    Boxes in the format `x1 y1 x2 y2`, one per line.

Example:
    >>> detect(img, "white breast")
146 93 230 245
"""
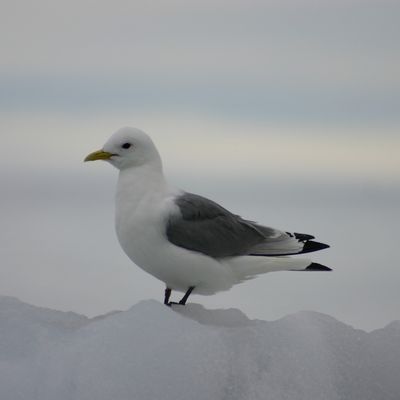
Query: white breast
115 165 175 274
114 165 237 294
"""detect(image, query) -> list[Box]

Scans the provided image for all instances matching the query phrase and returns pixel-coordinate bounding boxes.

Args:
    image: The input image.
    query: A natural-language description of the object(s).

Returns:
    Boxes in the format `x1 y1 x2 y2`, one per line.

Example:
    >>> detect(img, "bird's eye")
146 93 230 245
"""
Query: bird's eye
122 143 131 149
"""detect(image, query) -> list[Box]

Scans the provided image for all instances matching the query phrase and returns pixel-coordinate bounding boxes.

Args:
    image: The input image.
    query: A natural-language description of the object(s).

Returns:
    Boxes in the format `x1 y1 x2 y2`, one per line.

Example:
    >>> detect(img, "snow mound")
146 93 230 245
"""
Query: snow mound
0 297 399 400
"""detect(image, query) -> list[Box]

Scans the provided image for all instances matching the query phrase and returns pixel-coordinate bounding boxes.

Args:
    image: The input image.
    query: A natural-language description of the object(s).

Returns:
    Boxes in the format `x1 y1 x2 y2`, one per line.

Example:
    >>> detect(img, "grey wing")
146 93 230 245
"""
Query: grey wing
166 193 327 258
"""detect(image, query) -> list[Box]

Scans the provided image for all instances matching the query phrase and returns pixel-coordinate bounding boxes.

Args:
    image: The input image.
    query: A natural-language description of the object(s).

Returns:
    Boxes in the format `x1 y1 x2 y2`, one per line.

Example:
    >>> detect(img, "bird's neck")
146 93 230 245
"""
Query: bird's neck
116 162 169 211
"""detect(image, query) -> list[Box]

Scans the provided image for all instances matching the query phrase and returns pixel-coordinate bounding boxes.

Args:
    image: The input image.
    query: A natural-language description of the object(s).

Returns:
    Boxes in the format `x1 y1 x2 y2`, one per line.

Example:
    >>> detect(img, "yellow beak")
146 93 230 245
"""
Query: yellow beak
84 150 114 162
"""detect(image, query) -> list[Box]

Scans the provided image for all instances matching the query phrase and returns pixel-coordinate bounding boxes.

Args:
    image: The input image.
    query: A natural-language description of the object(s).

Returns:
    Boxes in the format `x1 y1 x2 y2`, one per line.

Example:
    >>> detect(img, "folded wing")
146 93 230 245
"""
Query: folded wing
166 193 329 259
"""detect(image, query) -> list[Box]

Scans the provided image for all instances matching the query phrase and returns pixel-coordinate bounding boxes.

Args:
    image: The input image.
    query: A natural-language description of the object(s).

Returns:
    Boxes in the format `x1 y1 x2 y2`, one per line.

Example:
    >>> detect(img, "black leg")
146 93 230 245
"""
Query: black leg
179 286 195 305
164 288 172 305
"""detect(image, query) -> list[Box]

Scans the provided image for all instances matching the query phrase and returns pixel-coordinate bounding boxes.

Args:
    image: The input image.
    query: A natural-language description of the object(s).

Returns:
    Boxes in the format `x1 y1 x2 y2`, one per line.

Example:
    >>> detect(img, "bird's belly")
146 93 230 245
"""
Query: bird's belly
116 214 235 294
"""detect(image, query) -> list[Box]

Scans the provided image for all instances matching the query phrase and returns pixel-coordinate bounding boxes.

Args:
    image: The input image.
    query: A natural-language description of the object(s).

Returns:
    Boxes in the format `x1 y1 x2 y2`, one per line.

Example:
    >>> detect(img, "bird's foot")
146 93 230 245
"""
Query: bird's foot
165 301 185 307
164 286 195 307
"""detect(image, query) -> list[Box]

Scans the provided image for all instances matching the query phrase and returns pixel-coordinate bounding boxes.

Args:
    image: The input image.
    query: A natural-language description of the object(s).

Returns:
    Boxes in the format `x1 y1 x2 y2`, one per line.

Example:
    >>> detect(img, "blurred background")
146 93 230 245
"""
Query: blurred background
1 0 399 330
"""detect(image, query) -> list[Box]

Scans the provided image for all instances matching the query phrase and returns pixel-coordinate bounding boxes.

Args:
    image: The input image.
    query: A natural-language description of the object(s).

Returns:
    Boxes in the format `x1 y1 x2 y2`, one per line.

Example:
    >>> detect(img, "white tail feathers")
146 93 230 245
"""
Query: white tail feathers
226 256 312 282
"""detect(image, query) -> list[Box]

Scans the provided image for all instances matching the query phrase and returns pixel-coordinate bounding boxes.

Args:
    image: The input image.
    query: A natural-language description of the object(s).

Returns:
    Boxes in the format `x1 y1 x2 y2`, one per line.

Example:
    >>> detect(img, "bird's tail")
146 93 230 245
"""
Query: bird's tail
226 256 331 282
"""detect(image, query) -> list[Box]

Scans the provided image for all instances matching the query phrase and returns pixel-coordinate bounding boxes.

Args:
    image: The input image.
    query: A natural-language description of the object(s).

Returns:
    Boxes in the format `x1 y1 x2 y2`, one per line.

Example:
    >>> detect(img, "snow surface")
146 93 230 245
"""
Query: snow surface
0 296 399 400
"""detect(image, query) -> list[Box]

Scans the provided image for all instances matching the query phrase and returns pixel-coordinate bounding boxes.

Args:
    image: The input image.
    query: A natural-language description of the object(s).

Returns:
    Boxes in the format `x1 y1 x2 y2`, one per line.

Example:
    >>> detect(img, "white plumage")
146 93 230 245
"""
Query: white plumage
85 127 330 304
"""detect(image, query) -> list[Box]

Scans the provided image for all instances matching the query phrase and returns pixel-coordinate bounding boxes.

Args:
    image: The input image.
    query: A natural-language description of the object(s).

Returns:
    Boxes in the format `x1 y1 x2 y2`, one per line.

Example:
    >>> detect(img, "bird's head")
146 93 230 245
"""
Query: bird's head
84 127 161 170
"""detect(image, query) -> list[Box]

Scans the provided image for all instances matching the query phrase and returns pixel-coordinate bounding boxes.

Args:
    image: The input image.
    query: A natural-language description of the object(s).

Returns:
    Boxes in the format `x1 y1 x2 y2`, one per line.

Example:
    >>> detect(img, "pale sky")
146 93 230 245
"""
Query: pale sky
1 0 399 330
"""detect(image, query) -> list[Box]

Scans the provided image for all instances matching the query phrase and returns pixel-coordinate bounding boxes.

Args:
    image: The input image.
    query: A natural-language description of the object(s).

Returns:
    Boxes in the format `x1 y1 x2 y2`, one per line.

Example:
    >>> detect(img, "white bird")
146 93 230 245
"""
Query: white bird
84 127 330 306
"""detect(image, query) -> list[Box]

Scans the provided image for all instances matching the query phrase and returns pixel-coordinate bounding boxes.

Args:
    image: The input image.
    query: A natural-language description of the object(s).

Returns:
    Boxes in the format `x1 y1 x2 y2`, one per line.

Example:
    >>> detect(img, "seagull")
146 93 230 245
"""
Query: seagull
85 127 331 306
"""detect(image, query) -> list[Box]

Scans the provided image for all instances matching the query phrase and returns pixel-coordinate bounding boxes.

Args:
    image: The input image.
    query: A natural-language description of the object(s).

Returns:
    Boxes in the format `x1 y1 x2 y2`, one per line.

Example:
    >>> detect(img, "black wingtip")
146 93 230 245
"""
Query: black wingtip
293 232 315 241
301 241 330 254
305 262 332 271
